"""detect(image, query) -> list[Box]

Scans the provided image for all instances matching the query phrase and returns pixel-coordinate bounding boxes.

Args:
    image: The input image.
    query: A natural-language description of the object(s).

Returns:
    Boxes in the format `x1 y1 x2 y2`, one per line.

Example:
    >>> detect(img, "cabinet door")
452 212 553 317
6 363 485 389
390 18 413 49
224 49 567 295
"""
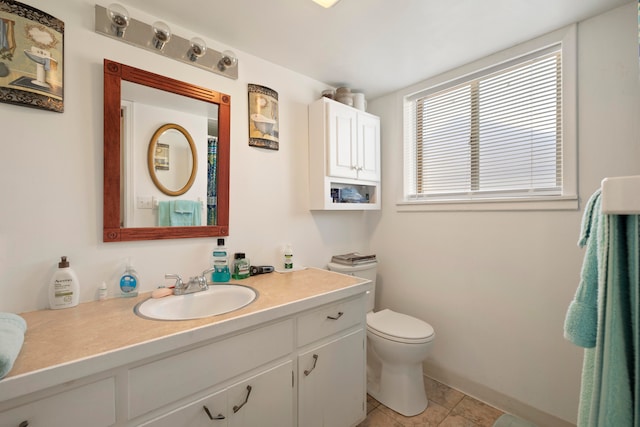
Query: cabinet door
227 361 294 427
327 101 358 179
357 113 380 182
298 329 366 427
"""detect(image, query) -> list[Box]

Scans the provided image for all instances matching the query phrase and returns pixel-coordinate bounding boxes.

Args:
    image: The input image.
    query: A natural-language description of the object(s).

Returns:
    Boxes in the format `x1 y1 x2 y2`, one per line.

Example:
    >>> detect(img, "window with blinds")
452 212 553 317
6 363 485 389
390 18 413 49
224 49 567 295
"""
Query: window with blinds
404 46 564 203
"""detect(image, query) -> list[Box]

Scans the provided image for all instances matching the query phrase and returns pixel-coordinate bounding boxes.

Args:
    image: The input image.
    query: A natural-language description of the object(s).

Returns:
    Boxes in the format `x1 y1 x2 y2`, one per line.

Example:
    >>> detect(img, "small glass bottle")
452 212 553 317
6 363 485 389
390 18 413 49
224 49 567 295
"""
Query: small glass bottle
232 253 250 279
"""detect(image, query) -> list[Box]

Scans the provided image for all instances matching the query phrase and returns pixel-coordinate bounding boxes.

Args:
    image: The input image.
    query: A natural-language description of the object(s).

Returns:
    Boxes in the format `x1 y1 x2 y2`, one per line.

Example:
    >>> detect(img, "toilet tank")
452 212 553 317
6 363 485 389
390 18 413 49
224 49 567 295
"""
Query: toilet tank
327 261 377 312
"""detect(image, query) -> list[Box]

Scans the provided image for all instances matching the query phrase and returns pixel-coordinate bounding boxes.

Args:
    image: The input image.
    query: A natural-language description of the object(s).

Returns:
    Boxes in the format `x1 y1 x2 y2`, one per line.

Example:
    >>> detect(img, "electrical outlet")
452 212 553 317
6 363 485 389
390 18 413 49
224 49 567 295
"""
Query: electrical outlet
137 196 152 209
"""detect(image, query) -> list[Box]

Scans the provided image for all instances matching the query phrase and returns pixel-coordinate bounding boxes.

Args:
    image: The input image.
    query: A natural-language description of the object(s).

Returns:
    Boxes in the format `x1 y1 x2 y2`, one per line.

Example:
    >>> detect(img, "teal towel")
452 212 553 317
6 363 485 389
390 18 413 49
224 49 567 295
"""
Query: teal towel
169 200 201 226
0 313 27 379
566 188 640 427
157 200 201 226
158 201 171 226
564 189 601 348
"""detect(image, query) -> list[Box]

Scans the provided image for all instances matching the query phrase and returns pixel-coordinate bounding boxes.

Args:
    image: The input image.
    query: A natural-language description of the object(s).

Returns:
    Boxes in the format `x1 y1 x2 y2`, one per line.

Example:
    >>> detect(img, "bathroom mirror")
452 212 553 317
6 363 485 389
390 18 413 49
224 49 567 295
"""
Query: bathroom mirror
148 124 198 196
103 59 230 242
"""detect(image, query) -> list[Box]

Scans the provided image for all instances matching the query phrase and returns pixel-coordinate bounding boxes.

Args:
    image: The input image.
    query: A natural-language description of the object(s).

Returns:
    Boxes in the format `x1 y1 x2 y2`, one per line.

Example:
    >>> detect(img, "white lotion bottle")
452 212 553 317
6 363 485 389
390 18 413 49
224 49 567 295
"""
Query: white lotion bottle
49 256 80 309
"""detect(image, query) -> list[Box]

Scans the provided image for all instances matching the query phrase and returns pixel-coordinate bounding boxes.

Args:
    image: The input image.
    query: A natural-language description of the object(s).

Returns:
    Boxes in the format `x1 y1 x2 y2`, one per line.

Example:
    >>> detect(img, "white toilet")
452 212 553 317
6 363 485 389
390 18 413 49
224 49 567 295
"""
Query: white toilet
327 261 435 416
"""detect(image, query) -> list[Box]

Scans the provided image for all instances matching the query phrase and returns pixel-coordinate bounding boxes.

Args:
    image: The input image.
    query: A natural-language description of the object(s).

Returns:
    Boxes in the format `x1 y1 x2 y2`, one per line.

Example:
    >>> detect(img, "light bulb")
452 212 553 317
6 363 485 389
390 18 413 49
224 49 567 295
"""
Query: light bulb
107 3 130 37
152 21 171 50
217 50 237 71
187 37 206 62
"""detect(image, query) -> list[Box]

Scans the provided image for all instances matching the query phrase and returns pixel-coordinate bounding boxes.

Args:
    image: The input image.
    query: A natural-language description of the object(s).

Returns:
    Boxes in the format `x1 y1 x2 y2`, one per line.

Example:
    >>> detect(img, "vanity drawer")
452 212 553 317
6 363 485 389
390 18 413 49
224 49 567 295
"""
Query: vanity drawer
128 319 293 419
297 296 365 347
0 377 115 427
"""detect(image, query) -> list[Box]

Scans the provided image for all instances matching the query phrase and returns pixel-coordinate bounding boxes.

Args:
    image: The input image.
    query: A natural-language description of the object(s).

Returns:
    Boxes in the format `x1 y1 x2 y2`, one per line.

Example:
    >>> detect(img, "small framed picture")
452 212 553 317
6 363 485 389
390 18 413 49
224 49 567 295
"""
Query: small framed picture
248 84 279 150
0 1 64 112
154 143 170 171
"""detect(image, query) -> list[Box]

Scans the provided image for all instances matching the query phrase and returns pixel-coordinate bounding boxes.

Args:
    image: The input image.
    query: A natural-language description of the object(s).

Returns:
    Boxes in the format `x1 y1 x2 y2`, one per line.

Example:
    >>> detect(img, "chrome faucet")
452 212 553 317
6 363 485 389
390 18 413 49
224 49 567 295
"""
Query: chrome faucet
166 267 215 295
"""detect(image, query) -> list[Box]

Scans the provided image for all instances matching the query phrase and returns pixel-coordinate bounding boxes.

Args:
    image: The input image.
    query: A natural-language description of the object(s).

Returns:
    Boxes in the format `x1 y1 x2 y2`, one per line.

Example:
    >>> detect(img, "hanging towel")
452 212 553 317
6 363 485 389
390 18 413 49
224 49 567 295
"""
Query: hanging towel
564 188 640 427
157 200 201 226
0 312 27 380
158 201 171 226
564 189 601 348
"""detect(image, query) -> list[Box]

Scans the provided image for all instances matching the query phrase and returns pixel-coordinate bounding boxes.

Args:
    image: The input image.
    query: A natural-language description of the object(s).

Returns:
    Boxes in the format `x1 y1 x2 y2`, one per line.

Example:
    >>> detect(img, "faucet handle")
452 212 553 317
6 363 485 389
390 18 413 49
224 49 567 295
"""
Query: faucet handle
201 267 215 279
165 273 184 288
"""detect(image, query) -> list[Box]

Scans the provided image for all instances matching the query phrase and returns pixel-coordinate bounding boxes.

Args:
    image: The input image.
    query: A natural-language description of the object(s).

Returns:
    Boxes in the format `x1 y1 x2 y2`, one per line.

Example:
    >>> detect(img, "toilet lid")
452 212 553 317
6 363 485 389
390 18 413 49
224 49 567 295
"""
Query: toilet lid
367 309 435 344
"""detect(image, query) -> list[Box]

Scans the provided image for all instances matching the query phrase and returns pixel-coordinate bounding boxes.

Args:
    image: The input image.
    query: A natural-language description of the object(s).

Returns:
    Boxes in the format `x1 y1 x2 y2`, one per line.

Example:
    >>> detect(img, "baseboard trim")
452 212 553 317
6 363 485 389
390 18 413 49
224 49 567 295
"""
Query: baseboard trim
423 363 576 427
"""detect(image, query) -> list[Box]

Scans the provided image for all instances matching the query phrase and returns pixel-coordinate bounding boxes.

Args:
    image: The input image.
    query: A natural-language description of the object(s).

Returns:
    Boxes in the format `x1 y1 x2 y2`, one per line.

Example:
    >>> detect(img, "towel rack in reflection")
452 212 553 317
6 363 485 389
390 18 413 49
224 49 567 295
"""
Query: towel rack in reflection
601 175 640 214
152 197 204 209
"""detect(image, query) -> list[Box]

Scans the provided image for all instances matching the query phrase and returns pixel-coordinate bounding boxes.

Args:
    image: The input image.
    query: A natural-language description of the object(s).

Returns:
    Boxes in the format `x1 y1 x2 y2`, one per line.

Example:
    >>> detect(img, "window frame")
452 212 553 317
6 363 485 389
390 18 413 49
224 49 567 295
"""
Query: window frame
399 25 577 212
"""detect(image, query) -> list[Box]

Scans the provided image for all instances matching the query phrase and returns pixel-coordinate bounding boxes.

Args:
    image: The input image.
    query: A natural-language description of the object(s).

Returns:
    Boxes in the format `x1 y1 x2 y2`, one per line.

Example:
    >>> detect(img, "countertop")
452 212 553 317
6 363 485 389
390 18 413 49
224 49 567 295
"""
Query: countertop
1 267 370 403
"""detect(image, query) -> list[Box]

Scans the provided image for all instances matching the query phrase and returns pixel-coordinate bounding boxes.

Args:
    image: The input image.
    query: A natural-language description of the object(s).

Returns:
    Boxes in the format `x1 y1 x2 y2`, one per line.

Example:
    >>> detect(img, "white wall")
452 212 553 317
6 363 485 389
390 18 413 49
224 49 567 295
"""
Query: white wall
0 0 371 313
367 2 640 425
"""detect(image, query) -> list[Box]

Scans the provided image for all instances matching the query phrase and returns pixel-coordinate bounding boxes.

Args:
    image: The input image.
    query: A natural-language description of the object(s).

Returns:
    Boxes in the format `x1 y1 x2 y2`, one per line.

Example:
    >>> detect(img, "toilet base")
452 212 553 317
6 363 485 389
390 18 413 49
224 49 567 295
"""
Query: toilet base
367 352 428 416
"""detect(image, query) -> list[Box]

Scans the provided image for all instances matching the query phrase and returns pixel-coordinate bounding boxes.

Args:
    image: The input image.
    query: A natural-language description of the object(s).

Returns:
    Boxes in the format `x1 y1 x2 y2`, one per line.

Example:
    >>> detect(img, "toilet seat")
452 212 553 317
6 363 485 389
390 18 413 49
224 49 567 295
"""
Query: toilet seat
367 309 435 344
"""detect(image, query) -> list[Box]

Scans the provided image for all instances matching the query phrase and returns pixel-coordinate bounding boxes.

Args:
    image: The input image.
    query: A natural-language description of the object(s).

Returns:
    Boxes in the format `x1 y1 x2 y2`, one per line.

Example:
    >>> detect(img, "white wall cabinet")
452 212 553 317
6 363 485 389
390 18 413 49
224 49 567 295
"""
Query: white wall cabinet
309 97 381 210
1 293 367 427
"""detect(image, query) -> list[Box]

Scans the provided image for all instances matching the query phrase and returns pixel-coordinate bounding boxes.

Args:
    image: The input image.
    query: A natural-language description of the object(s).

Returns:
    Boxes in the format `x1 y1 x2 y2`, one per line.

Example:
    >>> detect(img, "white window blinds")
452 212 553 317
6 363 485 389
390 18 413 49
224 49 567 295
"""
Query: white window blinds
404 46 562 202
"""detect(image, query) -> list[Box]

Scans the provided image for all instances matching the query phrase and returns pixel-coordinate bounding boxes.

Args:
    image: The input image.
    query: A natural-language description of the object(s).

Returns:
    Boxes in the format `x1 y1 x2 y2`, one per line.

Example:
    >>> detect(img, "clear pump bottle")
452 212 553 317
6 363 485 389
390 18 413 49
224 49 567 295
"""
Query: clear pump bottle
119 258 139 297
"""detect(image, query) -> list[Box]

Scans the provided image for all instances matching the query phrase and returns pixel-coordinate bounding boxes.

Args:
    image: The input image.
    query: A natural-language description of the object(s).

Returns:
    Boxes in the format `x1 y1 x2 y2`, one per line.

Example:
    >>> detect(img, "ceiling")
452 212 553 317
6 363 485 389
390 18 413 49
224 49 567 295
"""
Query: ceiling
123 0 630 100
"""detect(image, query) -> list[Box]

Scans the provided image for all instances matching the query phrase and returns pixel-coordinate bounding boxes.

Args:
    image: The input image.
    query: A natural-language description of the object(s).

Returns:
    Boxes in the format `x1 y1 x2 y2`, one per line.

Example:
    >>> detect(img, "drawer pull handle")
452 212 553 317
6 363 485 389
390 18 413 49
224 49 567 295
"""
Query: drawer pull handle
327 311 344 320
203 405 225 420
233 385 252 413
304 354 319 376
19 422 29 427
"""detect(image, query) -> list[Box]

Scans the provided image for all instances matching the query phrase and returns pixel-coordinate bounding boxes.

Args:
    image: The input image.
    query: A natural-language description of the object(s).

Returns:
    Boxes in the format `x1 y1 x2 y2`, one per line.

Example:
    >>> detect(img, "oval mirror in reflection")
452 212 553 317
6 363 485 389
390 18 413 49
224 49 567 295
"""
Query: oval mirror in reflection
148 124 198 196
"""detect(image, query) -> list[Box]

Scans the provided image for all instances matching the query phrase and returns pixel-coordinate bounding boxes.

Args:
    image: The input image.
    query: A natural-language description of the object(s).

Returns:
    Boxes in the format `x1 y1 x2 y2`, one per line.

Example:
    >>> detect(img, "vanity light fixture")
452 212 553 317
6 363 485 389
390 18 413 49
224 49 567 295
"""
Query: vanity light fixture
94 4 238 79
152 21 171 50
217 50 238 71
312 0 341 8
106 3 130 37
187 37 207 61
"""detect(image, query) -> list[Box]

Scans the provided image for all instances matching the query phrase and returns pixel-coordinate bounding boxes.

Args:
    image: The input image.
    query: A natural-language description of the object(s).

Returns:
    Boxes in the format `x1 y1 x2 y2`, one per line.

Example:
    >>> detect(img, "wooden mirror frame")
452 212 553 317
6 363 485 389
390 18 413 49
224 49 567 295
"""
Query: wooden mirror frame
103 59 230 242
147 123 198 197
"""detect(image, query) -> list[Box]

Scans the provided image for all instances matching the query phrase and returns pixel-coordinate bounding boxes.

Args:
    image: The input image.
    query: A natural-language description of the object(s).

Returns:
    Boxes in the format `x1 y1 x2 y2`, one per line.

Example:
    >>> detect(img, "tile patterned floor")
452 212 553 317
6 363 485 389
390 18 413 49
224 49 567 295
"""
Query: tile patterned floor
358 377 504 427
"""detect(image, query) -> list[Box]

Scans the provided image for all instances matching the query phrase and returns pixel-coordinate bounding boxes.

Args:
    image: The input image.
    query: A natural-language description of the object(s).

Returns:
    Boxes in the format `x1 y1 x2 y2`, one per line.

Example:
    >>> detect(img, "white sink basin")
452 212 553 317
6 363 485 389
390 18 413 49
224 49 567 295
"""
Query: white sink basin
135 285 257 320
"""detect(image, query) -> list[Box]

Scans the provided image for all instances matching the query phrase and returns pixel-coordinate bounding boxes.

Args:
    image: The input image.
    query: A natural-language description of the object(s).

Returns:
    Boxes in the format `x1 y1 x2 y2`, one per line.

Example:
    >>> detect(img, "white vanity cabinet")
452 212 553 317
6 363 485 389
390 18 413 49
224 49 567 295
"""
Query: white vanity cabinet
309 97 381 210
296 297 367 427
1 271 370 427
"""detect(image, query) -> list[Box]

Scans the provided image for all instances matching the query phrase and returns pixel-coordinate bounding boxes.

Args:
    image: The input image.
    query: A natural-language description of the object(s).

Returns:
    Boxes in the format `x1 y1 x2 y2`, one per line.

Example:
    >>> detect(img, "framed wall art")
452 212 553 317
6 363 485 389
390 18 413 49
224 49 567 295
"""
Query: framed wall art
248 84 279 150
0 1 64 112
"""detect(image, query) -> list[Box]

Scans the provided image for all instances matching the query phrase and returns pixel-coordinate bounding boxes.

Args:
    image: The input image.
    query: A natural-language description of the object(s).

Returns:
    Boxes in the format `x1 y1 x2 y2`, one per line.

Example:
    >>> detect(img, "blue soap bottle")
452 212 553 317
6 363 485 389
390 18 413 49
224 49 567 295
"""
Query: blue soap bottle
119 258 139 297
212 238 231 282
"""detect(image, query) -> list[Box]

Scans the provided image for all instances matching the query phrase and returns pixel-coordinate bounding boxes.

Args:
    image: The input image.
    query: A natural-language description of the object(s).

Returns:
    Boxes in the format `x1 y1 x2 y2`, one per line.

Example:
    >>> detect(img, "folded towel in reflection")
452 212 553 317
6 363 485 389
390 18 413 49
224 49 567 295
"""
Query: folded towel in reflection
157 200 201 226
0 312 27 379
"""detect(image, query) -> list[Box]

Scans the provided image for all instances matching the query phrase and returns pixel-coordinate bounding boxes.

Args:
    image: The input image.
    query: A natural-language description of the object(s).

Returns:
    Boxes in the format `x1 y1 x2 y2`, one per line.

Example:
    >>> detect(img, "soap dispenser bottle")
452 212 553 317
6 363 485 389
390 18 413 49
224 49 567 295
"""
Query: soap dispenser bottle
211 238 231 282
49 256 80 309
119 258 139 298
284 244 294 270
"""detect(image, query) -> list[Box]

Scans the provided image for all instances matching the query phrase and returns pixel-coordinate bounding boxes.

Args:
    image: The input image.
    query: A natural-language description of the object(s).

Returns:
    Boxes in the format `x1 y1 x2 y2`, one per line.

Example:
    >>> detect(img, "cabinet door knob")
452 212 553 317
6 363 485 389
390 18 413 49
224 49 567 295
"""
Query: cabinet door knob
203 405 225 420
304 354 319 376
232 385 252 413
327 311 344 320
18 422 29 427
